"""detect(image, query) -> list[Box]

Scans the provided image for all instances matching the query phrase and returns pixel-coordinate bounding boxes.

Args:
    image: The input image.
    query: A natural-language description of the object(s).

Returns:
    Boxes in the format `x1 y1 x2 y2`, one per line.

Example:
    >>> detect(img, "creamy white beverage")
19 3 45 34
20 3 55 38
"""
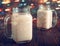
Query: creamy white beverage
37 10 52 29
11 13 32 42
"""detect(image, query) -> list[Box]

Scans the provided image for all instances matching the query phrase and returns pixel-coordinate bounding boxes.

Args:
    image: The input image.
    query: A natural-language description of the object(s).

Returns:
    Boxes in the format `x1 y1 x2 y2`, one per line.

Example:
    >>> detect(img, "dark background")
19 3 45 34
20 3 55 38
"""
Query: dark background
0 0 60 46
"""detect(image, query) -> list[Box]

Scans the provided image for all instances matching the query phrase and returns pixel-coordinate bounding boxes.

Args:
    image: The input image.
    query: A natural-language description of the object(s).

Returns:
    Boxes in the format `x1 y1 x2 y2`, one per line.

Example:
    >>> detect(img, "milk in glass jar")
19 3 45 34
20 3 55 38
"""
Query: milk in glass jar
4 0 32 43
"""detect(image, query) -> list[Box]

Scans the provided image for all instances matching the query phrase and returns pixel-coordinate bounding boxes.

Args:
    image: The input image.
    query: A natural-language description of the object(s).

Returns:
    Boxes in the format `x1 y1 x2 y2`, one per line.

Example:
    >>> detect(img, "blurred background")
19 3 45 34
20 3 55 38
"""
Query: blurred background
0 0 60 46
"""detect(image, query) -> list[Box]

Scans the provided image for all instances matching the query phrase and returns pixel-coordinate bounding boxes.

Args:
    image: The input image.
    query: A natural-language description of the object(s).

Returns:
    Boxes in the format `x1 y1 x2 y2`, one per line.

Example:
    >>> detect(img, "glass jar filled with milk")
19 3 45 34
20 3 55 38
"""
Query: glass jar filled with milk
4 1 32 43
37 1 58 30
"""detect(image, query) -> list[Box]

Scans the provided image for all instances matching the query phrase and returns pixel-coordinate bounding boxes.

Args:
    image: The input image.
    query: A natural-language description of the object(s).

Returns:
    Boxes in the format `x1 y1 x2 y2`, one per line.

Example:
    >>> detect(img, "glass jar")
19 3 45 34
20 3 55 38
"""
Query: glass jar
37 1 58 30
4 3 32 43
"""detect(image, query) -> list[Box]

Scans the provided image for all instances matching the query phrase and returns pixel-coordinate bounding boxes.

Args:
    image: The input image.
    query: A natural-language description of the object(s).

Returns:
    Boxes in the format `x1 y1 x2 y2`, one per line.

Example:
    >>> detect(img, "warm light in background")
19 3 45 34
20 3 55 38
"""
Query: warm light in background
44 0 48 3
57 0 60 3
14 0 20 2
52 0 57 2
38 0 44 4
56 7 60 10
30 3 35 8
38 0 47 4
0 9 2 12
57 0 60 9
2 0 10 4
5 8 11 11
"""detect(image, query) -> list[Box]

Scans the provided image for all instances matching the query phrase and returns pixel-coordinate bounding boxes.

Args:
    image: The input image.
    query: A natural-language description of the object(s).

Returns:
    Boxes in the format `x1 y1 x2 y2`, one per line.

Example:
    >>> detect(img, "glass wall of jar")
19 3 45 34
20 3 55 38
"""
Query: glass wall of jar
4 0 32 43
37 0 58 30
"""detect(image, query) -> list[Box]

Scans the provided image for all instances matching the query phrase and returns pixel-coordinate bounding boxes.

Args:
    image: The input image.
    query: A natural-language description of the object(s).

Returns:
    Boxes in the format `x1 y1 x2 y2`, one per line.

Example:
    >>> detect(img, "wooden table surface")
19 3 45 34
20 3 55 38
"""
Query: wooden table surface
0 19 60 46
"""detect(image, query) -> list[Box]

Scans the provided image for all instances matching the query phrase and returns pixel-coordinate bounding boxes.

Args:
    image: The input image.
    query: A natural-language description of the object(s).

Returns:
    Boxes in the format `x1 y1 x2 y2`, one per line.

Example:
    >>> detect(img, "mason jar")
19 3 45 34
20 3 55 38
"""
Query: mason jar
4 2 32 43
37 1 58 30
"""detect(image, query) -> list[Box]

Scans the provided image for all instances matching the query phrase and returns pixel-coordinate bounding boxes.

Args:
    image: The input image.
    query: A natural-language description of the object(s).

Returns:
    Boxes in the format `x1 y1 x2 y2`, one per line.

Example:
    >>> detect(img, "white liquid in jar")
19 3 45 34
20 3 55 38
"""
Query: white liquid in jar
37 10 52 29
11 13 32 42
